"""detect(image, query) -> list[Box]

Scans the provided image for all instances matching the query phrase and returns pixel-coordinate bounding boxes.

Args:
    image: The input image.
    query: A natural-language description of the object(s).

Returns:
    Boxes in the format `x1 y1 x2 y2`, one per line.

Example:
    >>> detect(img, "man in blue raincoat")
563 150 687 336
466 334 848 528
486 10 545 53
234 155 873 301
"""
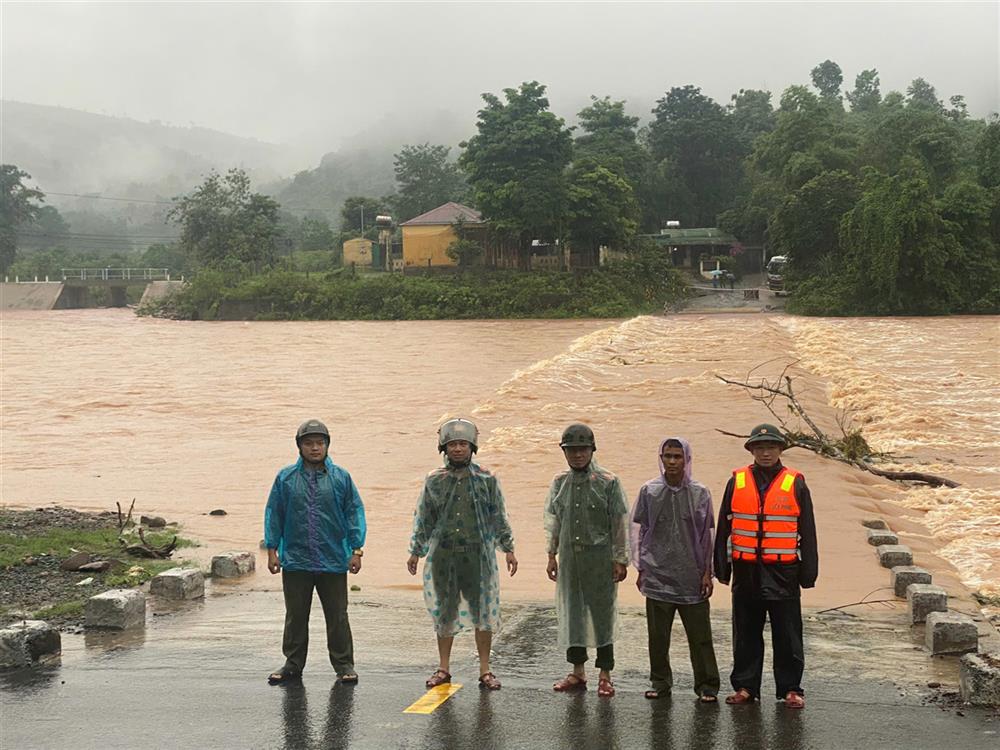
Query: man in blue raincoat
264 419 366 685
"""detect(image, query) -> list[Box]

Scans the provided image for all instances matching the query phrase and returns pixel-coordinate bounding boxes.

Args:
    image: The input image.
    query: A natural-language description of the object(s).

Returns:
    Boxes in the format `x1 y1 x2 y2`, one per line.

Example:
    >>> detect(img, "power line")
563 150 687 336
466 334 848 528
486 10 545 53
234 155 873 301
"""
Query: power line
19 230 180 241
44 191 177 205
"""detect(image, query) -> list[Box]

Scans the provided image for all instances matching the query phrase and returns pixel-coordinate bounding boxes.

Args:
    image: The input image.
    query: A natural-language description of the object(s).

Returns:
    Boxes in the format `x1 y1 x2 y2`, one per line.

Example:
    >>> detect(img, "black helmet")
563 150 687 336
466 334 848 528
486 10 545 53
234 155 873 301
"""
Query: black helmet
560 423 596 450
438 418 479 453
296 419 330 446
743 423 787 451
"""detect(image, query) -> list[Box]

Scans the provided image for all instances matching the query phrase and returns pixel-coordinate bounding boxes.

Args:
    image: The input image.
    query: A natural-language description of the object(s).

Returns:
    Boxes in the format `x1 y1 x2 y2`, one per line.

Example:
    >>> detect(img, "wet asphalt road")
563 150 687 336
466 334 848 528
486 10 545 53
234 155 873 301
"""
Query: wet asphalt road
2 590 997 749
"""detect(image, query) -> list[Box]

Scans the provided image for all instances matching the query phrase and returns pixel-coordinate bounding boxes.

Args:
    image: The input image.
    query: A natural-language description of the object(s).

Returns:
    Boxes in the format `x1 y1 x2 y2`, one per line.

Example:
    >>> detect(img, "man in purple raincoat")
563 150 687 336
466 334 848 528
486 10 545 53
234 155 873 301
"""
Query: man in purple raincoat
630 437 720 701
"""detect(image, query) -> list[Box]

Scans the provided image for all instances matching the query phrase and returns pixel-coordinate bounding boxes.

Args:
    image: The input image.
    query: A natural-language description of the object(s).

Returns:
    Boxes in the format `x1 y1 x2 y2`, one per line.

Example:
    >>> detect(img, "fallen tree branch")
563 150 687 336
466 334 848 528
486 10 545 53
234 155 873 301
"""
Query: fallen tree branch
716 368 961 488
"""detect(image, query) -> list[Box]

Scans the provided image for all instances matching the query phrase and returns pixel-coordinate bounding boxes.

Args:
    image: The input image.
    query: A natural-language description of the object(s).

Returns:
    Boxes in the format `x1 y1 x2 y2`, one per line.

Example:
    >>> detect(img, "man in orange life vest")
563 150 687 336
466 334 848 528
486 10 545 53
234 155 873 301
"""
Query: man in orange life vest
713 424 818 709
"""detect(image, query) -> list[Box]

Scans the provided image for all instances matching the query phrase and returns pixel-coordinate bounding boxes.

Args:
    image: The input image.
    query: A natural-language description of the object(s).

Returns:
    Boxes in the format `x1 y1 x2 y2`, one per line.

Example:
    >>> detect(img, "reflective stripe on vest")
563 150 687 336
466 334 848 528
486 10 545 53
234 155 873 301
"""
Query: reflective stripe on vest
729 465 801 564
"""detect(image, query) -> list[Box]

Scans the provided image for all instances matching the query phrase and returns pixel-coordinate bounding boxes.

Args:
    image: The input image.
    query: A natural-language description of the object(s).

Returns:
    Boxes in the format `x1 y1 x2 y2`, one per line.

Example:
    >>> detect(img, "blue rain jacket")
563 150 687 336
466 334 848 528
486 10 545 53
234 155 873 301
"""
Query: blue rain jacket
264 456 366 573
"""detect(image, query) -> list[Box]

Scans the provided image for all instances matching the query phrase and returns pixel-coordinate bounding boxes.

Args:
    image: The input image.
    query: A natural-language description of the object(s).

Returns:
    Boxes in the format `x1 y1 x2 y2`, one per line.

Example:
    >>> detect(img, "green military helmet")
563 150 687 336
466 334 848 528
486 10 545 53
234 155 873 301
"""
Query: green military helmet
560 423 596 450
743 423 787 451
438 418 479 453
296 419 330 446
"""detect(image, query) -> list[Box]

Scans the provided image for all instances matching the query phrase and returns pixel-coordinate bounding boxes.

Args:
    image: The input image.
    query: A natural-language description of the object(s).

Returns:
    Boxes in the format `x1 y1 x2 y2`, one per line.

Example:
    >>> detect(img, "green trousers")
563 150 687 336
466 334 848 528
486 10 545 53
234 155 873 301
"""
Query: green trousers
645 597 720 696
281 570 354 676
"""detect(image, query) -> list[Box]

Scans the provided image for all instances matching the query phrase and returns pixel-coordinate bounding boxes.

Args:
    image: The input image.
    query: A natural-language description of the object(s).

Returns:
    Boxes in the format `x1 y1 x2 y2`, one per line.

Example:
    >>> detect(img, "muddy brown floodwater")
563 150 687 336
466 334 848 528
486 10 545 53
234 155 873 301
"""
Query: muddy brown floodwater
2 309 997 615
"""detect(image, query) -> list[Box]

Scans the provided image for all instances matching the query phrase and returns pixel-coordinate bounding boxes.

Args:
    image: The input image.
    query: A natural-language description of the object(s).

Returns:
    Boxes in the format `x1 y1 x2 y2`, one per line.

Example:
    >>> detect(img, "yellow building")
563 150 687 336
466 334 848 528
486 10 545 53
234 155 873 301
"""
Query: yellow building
342 237 374 267
401 202 484 269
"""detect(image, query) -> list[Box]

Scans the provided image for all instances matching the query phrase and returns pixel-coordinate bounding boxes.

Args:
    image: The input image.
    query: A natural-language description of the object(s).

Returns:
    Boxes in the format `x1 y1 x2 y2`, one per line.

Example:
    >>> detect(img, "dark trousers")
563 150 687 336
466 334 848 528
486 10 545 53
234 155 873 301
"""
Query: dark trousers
566 644 614 671
281 570 354 676
646 598 720 696
730 596 804 699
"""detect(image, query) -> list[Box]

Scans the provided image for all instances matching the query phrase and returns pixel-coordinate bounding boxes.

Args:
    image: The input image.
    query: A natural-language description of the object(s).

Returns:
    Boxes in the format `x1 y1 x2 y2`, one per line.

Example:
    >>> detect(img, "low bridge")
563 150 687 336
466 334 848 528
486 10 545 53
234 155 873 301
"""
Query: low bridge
2 268 178 309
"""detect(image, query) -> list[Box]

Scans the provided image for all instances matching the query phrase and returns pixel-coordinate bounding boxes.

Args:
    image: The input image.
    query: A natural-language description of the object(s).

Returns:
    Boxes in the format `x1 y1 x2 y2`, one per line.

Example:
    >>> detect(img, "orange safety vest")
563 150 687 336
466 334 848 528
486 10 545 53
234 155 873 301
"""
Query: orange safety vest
729 465 801 564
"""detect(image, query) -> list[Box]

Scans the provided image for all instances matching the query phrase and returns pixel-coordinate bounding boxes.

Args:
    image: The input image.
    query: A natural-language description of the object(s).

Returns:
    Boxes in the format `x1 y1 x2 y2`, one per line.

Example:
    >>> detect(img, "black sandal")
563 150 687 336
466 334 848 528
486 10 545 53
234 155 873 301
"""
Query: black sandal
267 666 302 685
337 673 359 684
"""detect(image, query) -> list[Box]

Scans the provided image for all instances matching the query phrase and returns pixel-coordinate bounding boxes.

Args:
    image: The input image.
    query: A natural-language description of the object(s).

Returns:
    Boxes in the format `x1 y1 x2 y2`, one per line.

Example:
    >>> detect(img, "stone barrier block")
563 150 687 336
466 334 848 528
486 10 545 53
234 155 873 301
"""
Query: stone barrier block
867 529 898 546
211 551 255 578
960 652 1000 706
891 566 932 598
861 518 889 530
85 589 146 629
150 567 205 600
925 611 978 655
0 621 61 669
906 583 947 624
877 544 913 568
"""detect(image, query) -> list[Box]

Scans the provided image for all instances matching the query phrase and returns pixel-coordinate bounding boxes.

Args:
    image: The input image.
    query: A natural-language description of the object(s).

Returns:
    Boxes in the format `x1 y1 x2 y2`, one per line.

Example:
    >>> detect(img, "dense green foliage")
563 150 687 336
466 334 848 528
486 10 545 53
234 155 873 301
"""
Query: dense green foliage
1 164 45 273
389 144 468 222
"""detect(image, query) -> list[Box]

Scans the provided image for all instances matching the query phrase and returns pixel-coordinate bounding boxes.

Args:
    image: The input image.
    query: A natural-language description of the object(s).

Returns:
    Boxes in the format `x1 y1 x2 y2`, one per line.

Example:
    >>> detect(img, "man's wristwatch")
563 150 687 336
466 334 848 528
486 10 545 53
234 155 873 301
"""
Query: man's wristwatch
352 549 364 557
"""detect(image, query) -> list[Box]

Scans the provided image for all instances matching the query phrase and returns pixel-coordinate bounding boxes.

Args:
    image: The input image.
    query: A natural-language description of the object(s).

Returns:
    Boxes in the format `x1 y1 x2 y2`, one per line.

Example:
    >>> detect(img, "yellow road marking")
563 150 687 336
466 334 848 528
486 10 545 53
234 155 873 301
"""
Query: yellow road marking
403 683 463 714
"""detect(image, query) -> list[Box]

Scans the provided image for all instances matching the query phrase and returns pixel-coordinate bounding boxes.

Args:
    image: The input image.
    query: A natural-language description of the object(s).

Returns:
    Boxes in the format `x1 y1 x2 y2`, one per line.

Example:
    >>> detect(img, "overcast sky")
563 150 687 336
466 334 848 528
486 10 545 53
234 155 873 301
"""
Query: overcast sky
3 1 997 155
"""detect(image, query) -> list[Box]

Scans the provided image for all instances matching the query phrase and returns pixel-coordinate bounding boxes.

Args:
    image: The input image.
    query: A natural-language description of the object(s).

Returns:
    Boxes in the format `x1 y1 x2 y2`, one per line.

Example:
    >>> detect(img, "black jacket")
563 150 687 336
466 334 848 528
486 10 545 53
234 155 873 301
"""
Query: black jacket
713 461 819 599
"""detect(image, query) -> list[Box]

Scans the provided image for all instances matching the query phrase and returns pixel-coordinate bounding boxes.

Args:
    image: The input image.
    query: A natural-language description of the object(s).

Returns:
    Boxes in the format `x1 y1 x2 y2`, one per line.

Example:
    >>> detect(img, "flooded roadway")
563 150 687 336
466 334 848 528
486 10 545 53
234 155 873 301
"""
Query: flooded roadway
1 310 997 612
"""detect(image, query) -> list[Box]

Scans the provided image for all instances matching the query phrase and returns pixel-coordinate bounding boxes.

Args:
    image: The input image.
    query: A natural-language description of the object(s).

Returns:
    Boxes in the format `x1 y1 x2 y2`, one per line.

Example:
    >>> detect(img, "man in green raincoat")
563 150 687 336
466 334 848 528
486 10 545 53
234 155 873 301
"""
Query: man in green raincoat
407 418 517 691
545 423 629 698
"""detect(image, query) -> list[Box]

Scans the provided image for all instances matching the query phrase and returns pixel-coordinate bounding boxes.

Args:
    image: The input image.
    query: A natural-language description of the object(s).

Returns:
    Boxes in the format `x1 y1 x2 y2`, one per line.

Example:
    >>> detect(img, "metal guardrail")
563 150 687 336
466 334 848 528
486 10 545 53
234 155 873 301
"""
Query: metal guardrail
60 268 171 281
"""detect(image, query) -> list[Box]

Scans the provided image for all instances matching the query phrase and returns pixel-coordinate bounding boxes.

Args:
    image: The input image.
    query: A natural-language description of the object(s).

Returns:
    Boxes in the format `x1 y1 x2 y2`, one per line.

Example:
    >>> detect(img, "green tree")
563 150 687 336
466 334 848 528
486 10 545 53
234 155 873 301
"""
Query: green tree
169 168 280 271
300 216 336 252
459 81 573 266
574 96 646 186
845 69 881 113
339 196 389 237
445 237 484 267
769 170 859 274
729 88 776 151
647 85 741 226
390 144 467 222
810 60 843 101
975 119 1000 189
1 165 44 273
907 78 942 110
566 161 639 264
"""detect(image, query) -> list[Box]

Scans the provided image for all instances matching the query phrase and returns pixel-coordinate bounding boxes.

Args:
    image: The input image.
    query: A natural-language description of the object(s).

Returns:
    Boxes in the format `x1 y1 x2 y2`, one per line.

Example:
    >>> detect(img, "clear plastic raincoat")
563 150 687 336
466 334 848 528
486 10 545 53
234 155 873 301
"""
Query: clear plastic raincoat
264 457 366 573
409 459 515 637
629 437 714 605
543 462 629 649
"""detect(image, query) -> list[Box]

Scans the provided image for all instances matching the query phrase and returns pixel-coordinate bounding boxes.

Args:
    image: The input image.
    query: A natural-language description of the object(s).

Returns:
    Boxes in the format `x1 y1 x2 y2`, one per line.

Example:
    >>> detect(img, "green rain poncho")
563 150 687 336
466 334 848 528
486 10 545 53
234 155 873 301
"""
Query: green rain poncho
408 459 515 637
543 461 629 649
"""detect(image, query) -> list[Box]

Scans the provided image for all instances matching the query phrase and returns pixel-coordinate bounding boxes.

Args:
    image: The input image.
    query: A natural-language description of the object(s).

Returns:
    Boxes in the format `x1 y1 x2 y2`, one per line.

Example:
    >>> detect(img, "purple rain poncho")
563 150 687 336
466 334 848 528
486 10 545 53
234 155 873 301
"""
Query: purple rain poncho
408 458 515 638
629 437 715 605
543 461 629 649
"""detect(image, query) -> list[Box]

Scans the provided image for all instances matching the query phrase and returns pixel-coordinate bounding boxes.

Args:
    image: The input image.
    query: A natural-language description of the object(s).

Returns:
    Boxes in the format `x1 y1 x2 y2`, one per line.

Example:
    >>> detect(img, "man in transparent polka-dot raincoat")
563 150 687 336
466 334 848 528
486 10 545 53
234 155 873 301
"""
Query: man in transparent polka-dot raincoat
407 418 517 691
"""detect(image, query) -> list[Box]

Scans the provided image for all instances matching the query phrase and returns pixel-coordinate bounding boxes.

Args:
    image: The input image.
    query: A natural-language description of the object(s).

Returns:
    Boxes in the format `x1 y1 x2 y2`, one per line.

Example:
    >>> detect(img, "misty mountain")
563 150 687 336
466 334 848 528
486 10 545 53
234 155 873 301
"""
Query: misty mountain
1 100 299 204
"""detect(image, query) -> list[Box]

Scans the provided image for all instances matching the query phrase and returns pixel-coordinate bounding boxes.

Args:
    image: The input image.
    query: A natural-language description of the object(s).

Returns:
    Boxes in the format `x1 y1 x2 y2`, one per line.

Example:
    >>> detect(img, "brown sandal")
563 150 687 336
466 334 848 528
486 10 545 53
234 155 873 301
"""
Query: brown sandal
784 691 805 709
425 669 451 688
479 671 501 690
553 673 588 691
725 688 754 705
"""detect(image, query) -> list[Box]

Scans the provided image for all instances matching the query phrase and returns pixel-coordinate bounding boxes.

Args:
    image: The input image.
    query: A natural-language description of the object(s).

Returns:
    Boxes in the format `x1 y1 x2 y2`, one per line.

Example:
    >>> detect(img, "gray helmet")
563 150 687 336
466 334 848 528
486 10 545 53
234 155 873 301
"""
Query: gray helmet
438 418 479 453
296 419 330 446
560 423 596 450
743 423 787 450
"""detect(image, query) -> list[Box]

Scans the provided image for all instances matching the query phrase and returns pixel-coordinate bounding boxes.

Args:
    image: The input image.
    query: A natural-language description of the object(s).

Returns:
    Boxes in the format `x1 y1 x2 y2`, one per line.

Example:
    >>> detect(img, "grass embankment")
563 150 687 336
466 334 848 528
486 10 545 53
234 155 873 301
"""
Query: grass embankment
138 254 689 321
0 508 198 628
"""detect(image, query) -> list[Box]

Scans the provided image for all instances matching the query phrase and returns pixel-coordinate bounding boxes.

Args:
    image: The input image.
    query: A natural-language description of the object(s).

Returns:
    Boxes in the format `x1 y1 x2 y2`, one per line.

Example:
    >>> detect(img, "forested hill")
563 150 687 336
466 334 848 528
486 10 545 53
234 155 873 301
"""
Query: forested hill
1 100 295 199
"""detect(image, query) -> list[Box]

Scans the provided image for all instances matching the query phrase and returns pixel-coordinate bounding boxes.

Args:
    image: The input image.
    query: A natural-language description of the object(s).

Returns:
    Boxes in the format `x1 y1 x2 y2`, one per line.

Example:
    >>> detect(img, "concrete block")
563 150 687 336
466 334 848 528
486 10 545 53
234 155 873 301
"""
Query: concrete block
150 567 205 600
211 551 255 578
960 652 1000 706
0 621 61 669
925 611 978 655
891 566 932 597
877 544 913 568
861 518 889 530
867 529 898 546
85 589 146 629
906 583 947 624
